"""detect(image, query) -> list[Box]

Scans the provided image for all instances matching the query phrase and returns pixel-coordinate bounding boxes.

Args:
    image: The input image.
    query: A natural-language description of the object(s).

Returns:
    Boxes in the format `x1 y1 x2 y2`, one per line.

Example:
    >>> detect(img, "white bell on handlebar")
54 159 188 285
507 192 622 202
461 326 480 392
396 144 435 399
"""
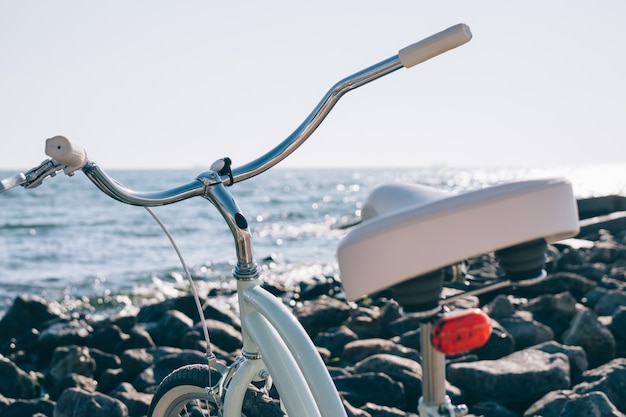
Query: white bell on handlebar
45 136 88 175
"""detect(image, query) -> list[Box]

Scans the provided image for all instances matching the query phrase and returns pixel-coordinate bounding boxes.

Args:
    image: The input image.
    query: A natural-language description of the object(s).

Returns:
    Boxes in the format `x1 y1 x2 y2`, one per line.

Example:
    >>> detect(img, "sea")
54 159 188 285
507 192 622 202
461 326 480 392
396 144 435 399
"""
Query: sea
2 164 626 319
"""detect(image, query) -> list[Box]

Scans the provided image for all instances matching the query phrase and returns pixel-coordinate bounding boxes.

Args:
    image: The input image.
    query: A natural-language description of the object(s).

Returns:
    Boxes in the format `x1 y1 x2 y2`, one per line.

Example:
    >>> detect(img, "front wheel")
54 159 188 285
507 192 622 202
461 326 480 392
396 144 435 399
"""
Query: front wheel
147 364 285 417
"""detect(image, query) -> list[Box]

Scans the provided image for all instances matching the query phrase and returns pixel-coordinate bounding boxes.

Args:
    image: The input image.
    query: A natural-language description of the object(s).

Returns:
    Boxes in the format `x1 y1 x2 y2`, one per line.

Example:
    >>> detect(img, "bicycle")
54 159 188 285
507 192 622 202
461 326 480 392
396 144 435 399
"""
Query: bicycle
0 23 581 417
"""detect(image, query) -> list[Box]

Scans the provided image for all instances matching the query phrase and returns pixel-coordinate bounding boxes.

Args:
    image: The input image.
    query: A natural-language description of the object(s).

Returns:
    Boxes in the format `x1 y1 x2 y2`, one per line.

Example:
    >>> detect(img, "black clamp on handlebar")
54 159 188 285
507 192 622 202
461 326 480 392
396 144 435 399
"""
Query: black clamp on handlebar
210 157 234 186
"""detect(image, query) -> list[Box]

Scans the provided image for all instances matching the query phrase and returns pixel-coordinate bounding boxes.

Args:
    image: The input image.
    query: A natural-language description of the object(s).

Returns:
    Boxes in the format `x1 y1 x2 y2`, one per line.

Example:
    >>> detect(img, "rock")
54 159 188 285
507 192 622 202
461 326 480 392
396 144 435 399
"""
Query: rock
55 387 128 417
470 401 518 417
0 327 39 366
49 373 98 400
147 310 194 347
533 341 588 380
202 303 241 331
562 309 616 368
334 371 405 409
0 295 64 344
0 354 40 399
522 291 579 317
314 325 359 358
344 399 372 417
116 325 156 352
353 354 423 410
524 390 625 417
585 286 611 308
137 295 204 323
447 348 570 404
90 347 122 379
361 402 411 417
587 239 624 264
498 315 554 350
193 319 242 353
610 306 626 339
179 328 233 363
0 398 55 417
473 319 515 360
103 312 138 333
342 338 420 364
90 323 129 353
98 368 127 394
346 299 402 339
609 264 626 281
132 366 157 393
47 345 96 384
555 246 586 269
259 279 289 298
386 313 423 339
179 328 206 352
573 358 626 414
296 274 343 300
483 295 516 320
119 348 154 377
294 295 351 337
594 289 626 316
36 319 93 353
522 291 579 338
394 328 421 351
598 276 626 291
110 382 152 417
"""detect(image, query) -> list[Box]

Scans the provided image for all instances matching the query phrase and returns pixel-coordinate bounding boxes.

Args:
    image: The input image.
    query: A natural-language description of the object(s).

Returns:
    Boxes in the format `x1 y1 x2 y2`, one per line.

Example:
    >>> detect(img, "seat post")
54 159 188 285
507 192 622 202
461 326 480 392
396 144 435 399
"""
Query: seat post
418 318 469 417
420 319 446 405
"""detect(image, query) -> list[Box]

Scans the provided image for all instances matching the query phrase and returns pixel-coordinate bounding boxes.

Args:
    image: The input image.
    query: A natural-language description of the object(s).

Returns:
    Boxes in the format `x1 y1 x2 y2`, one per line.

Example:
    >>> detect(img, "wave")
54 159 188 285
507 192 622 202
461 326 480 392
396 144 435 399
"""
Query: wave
0 222 60 230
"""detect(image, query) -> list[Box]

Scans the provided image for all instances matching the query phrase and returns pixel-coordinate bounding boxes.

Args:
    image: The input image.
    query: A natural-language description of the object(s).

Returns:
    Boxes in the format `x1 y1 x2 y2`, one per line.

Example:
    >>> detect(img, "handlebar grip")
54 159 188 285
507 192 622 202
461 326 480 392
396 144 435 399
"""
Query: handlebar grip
398 23 472 68
45 135 88 174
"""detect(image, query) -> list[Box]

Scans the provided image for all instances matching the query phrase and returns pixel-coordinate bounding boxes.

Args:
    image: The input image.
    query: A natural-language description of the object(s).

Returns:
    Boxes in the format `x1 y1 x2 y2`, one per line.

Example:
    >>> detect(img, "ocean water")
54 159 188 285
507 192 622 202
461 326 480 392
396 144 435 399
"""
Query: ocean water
1 164 626 318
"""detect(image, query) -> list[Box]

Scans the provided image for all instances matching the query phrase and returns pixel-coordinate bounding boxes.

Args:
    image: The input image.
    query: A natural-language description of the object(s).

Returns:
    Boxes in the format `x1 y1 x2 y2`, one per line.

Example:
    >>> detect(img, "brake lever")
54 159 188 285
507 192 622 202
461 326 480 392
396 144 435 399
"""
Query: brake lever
0 158 64 193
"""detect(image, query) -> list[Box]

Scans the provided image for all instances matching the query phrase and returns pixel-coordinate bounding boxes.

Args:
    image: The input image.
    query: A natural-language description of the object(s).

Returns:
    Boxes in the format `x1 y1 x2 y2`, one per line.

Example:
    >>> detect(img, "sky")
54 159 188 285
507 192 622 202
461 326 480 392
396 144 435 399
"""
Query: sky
1 1 625 171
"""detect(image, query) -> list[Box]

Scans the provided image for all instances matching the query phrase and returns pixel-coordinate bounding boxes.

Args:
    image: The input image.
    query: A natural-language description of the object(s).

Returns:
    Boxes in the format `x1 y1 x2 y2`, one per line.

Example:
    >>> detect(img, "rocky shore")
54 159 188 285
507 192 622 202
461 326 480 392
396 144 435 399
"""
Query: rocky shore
1 196 626 417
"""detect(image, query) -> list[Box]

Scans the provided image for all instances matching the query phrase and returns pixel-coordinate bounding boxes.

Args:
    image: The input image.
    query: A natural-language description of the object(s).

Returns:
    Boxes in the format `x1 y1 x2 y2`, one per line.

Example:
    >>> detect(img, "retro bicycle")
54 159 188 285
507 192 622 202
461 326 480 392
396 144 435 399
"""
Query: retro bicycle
0 23 580 417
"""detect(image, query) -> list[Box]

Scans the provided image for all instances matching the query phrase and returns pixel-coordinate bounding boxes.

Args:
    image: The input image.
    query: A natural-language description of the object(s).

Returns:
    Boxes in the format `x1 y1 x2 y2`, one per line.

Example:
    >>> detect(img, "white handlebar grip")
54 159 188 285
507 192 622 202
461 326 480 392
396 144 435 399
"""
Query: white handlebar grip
45 135 88 174
398 23 472 68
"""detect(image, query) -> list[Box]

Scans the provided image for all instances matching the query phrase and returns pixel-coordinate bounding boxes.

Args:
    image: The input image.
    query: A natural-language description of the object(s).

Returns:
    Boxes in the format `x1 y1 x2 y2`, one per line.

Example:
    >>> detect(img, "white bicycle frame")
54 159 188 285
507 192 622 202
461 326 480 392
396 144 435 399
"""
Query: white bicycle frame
226 281 347 417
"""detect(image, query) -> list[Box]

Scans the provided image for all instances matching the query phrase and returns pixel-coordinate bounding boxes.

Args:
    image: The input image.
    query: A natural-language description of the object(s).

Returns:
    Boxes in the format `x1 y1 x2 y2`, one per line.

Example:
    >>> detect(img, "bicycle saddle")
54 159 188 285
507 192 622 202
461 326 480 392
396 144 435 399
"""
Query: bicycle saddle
337 178 580 311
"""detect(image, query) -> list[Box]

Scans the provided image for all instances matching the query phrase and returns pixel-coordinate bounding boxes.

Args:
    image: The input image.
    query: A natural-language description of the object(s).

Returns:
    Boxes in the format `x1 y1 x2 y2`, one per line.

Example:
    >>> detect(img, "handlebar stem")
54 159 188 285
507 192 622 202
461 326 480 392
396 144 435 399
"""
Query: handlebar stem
229 56 403 184
197 172 259 278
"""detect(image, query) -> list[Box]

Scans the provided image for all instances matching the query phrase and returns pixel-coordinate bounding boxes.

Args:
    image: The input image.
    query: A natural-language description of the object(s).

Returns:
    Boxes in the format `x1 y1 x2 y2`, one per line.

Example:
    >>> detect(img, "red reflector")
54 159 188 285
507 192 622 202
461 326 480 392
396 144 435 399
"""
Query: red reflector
431 308 492 356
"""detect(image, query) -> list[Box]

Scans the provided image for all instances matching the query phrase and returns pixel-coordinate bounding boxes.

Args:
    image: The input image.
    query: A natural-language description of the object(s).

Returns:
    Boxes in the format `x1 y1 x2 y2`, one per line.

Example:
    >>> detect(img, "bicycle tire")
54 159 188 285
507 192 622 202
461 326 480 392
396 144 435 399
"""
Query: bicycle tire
148 364 286 417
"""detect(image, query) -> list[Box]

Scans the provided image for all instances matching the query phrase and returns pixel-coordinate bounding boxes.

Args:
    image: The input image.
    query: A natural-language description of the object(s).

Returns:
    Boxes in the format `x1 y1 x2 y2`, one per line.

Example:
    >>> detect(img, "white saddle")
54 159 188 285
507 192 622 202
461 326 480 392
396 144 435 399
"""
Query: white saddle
337 177 580 302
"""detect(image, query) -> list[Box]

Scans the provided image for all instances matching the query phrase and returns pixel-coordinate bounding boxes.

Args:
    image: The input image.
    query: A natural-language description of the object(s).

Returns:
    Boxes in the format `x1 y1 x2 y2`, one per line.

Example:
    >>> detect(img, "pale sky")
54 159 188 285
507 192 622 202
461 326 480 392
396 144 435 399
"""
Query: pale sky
1 1 624 170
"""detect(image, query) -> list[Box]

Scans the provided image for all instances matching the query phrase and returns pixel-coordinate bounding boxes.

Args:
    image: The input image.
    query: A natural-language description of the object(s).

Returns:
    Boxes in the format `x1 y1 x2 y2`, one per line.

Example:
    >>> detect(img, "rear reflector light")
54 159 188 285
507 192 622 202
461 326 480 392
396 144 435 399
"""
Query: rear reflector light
431 308 492 356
